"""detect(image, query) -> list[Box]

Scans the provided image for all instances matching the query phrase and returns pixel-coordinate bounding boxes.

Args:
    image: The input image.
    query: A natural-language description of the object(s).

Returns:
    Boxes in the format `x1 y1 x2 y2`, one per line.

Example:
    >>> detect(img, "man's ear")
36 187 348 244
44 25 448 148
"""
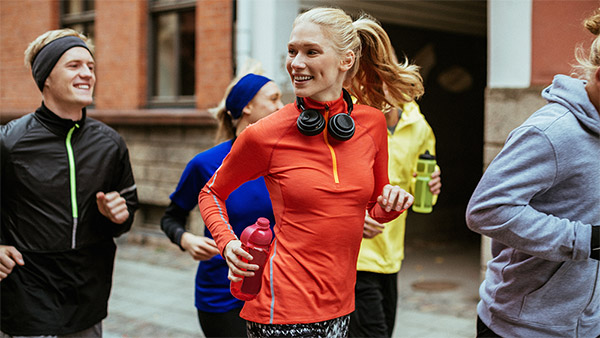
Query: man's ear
339 50 355 72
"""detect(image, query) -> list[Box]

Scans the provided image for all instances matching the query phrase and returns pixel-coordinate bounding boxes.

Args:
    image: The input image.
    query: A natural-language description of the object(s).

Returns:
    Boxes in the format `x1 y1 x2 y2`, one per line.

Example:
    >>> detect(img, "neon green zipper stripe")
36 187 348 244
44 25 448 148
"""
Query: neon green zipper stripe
66 124 79 248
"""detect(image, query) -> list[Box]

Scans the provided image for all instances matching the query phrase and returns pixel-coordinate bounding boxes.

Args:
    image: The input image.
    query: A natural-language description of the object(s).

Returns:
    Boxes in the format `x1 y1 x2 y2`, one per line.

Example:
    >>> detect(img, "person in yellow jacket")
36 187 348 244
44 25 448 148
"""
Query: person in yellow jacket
349 100 442 337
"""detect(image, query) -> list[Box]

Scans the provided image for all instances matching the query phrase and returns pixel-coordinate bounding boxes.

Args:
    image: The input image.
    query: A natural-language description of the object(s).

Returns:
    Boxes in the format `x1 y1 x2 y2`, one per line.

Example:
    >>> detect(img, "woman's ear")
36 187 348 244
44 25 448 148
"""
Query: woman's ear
242 104 252 117
586 67 600 114
339 50 355 72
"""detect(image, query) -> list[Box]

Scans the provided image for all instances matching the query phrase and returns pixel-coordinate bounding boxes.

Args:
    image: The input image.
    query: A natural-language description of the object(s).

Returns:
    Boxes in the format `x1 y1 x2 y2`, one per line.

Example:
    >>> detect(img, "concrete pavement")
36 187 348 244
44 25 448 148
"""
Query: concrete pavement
104 233 479 337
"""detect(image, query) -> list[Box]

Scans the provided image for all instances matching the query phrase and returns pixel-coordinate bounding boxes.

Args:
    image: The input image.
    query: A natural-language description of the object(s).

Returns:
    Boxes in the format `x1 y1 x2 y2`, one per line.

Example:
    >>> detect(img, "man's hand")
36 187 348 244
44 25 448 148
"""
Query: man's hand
96 191 129 224
180 232 220 261
377 184 414 213
223 240 258 282
0 246 24 281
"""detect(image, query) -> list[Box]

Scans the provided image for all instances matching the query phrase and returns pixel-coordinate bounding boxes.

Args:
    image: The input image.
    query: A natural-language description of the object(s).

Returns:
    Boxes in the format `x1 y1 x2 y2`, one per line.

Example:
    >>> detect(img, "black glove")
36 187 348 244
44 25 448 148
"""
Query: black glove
591 225 599 261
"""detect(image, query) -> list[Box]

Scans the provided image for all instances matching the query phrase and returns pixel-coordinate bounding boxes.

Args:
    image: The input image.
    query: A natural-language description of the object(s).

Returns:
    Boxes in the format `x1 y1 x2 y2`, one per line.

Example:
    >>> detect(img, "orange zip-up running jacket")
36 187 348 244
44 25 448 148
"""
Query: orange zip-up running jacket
199 92 402 325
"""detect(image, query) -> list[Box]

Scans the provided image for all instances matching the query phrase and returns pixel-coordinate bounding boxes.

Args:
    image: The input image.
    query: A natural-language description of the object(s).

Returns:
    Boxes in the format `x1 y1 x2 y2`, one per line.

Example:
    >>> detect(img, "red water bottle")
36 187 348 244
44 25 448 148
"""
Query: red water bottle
230 217 273 301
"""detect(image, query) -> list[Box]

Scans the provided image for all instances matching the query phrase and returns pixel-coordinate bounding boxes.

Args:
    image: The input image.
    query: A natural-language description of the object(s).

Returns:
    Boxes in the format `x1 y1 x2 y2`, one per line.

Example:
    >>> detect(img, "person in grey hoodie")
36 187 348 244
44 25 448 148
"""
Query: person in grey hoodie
466 9 600 338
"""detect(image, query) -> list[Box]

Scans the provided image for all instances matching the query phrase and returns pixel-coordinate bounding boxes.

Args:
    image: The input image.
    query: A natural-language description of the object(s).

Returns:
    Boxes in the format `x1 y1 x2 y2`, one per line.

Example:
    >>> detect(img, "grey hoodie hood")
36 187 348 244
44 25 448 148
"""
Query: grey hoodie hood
542 74 600 135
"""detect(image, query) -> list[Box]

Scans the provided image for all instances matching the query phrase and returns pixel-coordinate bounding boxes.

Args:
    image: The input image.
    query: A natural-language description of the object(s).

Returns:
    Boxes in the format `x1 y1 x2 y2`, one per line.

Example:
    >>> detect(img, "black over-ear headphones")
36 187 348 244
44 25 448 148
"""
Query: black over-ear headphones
296 89 355 141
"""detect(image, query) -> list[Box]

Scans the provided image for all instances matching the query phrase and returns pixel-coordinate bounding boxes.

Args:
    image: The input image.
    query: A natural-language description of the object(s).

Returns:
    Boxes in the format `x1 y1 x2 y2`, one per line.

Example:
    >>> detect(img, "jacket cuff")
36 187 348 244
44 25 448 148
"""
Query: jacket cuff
591 225 599 261
175 228 186 251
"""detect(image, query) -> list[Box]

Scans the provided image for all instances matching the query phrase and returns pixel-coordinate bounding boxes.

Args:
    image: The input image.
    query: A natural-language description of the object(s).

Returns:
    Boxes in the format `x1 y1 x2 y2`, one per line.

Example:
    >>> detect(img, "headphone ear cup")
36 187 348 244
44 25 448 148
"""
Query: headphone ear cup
328 113 355 141
297 109 326 136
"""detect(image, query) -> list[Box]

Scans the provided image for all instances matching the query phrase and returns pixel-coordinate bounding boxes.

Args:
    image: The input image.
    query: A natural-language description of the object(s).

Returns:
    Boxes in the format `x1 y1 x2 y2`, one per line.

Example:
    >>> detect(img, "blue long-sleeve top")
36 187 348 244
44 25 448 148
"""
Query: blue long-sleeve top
162 139 275 312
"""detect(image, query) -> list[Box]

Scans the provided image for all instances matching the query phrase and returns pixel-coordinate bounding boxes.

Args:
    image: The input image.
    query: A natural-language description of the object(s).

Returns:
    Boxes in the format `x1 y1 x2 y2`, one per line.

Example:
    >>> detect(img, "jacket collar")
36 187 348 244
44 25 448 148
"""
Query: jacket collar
34 102 87 136
297 92 349 116
389 101 424 134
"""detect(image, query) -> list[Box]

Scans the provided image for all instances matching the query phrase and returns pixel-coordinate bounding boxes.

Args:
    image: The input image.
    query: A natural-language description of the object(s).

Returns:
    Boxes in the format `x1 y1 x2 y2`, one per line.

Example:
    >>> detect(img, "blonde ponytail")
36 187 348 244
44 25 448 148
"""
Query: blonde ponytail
573 9 600 80
349 14 424 111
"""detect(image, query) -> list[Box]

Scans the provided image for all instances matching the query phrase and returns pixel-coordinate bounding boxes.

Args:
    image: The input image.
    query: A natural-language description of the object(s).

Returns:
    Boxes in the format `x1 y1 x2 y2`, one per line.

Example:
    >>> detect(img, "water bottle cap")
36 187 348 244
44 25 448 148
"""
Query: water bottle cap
240 217 273 246
256 217 270 229
419 150 436 160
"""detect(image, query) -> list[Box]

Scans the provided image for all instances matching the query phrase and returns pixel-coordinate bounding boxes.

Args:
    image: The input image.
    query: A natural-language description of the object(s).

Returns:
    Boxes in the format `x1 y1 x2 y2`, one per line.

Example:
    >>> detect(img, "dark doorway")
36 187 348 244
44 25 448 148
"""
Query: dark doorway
382 22 486 243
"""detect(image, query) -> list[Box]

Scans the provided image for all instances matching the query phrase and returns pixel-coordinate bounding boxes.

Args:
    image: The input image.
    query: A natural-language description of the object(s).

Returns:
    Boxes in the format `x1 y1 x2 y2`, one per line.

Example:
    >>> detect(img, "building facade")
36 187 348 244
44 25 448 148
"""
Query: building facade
1 0 598 249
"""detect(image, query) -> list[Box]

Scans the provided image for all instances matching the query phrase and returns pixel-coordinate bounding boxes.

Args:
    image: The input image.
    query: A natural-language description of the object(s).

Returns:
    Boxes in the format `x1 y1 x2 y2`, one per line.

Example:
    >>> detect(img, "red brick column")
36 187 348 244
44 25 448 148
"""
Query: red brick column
195 0 233 109
0 0 58 113
94 0 147 110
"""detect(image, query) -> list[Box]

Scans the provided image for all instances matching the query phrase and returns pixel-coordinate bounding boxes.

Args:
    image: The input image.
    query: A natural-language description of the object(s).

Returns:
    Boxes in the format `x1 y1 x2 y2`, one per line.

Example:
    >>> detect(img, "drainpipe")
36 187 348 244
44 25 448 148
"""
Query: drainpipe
235 0 252 73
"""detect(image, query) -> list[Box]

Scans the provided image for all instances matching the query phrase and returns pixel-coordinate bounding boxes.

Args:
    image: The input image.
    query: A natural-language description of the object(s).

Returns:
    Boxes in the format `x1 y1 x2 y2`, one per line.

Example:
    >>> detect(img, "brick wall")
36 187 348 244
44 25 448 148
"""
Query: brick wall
0 0 232 242
94 0 148 109
0 0 58 112
114 124 217 236
196 0 233 109
483 87 546 169
0 0 232 114
531 0 598 86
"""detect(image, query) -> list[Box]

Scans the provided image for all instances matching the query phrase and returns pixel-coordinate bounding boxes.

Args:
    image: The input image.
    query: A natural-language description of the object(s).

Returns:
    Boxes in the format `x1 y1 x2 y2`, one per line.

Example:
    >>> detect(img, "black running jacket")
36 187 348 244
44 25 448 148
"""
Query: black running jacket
0 103 138 335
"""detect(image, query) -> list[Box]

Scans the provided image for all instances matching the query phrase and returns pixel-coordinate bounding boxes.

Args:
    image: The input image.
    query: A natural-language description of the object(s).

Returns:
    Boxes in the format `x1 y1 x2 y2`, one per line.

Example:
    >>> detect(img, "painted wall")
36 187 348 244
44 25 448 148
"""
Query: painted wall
236 0 298 96
488 0 532 88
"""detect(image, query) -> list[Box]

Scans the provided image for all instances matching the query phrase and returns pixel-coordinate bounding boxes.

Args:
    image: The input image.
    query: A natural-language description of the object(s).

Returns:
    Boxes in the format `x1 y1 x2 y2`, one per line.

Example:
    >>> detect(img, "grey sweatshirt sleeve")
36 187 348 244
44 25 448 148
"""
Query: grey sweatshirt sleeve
466 126 592 262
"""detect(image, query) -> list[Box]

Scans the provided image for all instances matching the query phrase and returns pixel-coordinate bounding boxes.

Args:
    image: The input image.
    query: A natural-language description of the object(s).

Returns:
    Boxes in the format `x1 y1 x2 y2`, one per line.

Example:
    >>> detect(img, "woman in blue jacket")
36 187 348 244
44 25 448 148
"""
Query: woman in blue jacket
161 71 283 337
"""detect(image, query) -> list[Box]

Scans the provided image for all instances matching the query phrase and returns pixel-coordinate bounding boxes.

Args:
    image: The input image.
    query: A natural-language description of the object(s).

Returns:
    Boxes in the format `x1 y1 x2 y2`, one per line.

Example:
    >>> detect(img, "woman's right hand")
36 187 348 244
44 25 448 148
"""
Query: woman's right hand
224 240 259 282
180 232 220 261
363 211 385 239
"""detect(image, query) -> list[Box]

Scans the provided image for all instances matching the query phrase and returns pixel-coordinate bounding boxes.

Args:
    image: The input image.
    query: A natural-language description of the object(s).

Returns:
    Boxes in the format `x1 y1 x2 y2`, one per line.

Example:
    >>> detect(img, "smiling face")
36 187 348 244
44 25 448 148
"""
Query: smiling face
43 47 95 117
286 21 352 102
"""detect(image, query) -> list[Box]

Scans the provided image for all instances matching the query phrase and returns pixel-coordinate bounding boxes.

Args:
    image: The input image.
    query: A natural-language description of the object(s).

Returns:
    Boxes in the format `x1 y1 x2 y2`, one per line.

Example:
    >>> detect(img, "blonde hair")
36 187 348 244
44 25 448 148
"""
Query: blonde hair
209 59 265 143
24 28 93 68
573 8 600 80
294 8 424 111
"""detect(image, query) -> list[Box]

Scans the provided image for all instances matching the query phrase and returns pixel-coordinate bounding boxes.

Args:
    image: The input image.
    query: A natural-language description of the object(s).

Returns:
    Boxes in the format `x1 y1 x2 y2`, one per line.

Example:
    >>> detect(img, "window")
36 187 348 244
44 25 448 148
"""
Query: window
60 0 95 41
149 0 196 107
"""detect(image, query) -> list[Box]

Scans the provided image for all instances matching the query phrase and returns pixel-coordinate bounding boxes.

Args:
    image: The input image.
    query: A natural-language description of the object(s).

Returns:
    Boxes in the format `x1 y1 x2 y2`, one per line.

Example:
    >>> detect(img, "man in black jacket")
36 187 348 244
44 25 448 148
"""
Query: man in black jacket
0 29 138 337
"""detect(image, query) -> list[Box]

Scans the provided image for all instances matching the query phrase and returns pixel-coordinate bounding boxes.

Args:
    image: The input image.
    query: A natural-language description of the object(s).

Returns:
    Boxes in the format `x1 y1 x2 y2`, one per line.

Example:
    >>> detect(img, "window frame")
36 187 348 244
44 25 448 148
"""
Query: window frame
60 0 95 38
148 0 197 108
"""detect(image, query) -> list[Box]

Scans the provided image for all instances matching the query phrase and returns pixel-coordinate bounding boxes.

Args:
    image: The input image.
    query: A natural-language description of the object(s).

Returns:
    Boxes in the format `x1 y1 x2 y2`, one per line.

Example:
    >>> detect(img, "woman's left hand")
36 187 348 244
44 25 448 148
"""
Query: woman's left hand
377 184 414 213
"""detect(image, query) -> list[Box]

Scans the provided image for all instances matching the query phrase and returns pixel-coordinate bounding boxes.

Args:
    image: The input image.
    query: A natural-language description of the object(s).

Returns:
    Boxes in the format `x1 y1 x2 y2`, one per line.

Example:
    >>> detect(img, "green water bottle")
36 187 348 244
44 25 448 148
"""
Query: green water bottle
413 150 436 214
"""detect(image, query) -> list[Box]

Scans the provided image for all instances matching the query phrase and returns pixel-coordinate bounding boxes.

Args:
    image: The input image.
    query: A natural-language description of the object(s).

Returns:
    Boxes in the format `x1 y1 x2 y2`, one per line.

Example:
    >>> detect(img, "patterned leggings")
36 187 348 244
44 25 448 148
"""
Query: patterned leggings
247 315 350 338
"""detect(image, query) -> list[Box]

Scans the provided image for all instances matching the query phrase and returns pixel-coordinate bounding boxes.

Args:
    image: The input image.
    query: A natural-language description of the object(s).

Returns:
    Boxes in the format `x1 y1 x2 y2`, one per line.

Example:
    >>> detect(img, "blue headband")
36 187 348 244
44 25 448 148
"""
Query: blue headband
225 74 272 119
32 35 92 92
